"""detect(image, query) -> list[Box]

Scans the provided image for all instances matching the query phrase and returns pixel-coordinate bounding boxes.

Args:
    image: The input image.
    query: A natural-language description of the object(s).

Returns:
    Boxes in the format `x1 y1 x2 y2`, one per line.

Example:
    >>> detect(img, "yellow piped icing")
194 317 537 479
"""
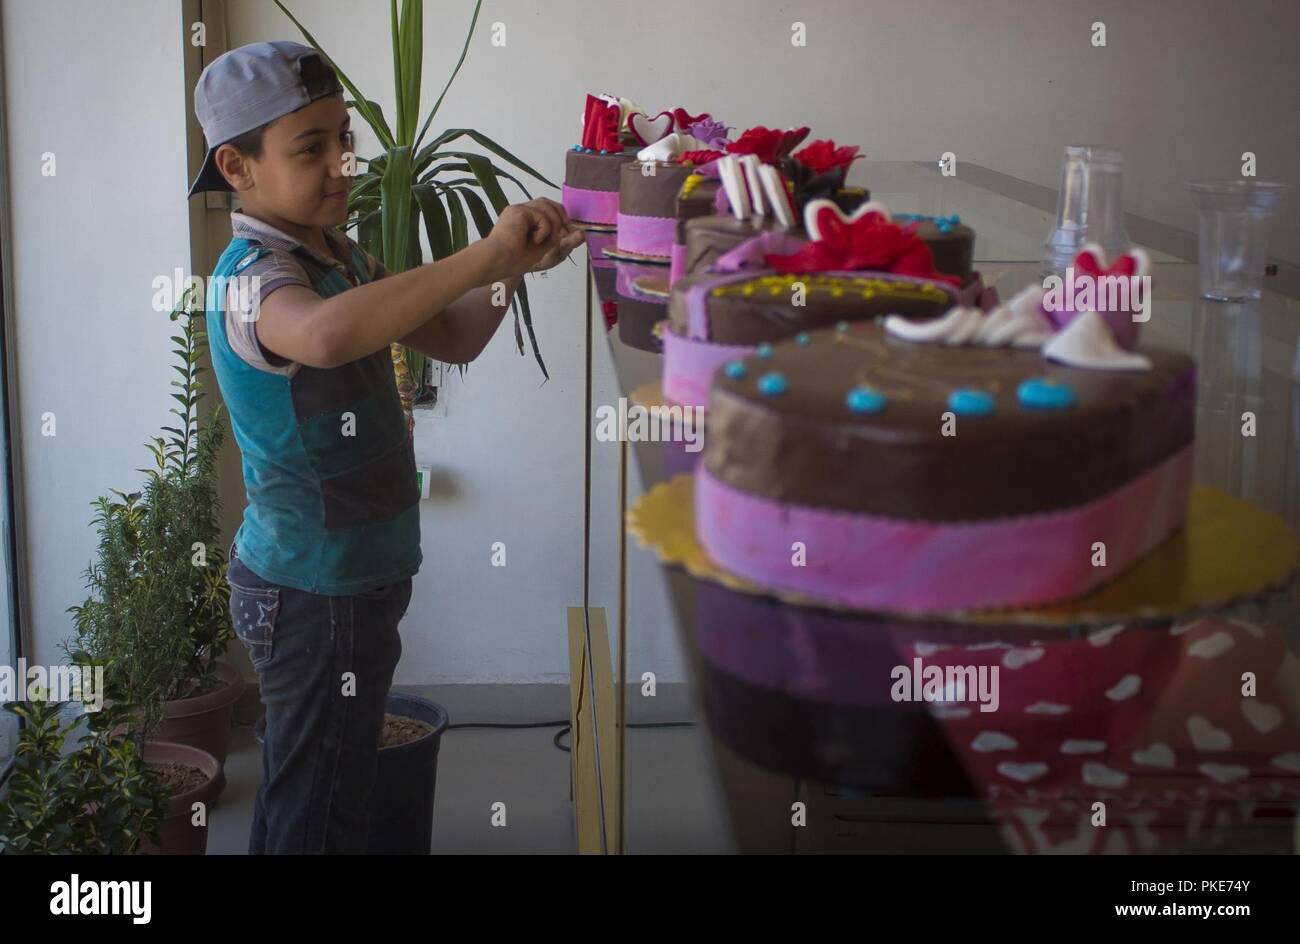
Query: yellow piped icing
710 274 951 305
679 174 705 199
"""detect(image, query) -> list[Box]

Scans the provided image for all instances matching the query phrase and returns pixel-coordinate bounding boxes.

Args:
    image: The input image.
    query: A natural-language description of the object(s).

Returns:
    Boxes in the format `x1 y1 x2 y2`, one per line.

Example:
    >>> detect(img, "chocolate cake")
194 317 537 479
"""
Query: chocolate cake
891 213 975 284
616 159 696 259
694 304 1195 614
562 145 638 225
661 199 972 408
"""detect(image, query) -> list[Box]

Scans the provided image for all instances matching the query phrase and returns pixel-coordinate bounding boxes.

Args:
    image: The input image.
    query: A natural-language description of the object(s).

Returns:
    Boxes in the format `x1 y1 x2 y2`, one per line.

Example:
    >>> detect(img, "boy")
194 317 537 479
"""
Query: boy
188 40 583 853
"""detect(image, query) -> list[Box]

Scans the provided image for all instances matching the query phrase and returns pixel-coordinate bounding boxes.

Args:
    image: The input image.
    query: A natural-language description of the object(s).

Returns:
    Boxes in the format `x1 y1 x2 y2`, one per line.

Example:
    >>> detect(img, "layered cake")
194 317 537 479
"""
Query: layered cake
694 246 1195 614
614 259 668 352
562 93 643 225
891 213 975 284
612 112 730 260
564 145 639 225
662 198 967 407
616 158 700 260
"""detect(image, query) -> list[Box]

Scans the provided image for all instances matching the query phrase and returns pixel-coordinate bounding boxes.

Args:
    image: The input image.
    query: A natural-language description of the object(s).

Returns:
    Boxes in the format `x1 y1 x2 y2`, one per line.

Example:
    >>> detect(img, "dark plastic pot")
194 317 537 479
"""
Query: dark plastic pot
254 691 448 854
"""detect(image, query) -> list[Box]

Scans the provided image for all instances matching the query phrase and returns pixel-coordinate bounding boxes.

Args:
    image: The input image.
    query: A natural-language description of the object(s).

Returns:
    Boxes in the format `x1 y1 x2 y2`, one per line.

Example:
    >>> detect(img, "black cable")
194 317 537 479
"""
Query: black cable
442 720 697 755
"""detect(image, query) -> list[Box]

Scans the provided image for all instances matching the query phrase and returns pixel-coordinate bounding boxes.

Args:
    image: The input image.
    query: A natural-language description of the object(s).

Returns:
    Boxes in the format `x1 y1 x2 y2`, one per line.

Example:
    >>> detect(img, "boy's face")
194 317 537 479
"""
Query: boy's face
217 93 355 227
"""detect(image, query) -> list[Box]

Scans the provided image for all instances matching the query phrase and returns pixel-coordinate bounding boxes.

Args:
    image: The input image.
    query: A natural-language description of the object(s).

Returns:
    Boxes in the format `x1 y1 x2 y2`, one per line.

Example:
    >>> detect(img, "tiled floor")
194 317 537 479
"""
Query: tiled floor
206 683 735 854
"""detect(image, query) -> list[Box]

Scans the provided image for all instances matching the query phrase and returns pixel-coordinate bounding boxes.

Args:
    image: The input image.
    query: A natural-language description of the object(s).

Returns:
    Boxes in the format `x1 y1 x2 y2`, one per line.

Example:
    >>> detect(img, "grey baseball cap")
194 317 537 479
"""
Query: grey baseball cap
187 40 342 198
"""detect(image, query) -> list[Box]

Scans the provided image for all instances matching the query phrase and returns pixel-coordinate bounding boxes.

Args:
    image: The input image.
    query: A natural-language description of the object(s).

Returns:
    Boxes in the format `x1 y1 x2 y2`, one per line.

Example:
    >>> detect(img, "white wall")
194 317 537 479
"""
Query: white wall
4 0 195 667
9 0 1296 683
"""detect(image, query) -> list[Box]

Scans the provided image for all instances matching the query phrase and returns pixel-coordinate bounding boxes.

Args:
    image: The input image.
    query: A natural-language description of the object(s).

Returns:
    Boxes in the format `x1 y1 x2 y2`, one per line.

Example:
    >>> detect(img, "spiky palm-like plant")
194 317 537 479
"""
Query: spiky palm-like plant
274 0 557 433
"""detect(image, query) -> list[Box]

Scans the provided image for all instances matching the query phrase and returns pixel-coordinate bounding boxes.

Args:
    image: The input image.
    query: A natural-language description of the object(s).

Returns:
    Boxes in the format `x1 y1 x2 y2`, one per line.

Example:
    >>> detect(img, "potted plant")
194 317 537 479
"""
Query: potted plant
253 691 450 853
0 695 169 854
274 0 561 430
63 286 237 840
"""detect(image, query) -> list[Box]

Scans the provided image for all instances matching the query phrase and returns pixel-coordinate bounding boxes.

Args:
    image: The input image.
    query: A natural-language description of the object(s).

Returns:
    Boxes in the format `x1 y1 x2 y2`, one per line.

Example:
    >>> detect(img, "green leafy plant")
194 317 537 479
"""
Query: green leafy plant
274 0 559 427
0 695 167 854
64 286 233 744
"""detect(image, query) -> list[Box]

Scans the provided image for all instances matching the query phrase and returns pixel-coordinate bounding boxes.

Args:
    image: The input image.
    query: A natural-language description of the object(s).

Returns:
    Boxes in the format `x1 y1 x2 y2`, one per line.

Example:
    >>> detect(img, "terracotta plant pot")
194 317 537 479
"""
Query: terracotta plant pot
137 740 222 855
109 660 244 800
157 660 244 768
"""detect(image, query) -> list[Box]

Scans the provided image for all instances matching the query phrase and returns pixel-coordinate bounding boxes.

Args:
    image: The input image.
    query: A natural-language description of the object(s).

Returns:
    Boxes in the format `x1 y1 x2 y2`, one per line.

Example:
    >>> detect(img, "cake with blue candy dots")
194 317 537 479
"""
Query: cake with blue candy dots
693 241 1197 615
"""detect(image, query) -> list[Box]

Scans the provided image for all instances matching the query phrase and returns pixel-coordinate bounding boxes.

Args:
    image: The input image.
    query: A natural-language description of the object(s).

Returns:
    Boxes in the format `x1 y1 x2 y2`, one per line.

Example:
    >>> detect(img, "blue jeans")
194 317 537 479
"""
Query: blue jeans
227 539 413 854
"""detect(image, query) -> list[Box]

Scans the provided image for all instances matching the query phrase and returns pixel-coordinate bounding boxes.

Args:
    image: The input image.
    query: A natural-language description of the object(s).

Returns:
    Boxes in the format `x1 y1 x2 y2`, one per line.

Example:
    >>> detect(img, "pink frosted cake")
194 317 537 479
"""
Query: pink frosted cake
663 197 984 409
694 245 1196 614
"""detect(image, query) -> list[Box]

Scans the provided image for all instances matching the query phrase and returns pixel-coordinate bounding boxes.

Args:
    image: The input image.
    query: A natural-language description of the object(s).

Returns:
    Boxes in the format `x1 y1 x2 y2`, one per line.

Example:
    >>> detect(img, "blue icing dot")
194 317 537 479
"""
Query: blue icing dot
757 372 788 396
948 388 996 416
795 332 810 345
846 386 886 414
723 360 747 380
1017 377 1076 410
756 343 773 359
582 146 593 153
835 321 849 333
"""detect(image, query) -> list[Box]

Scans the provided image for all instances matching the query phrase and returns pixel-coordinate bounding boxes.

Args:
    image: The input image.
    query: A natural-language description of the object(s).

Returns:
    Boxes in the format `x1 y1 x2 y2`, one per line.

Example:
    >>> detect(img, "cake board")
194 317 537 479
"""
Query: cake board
627 474 1300 628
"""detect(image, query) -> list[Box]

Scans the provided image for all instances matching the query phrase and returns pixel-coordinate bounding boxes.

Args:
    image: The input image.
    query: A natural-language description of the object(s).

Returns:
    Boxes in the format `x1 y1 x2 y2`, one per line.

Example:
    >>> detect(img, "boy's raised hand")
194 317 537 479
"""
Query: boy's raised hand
486 199 585 281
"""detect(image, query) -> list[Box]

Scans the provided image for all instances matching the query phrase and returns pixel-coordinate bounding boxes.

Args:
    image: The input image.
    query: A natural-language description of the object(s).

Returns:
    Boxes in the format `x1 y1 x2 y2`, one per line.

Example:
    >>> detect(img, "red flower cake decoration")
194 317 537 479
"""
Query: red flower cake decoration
764 199 964 286
790 139 863 175
726 125 811 165
671 107 710 130
1075 245 1146 279
580 93 623 152
676 149 726 166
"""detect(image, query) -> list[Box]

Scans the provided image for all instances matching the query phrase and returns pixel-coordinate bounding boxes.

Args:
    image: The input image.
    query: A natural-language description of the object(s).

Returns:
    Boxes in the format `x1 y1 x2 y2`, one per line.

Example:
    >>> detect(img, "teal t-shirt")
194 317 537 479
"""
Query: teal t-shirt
205 225 421 594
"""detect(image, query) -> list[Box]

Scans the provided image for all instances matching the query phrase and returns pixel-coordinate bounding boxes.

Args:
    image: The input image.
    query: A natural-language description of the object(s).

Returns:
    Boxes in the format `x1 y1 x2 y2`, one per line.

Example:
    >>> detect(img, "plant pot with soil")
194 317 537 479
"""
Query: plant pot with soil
254 690 450 853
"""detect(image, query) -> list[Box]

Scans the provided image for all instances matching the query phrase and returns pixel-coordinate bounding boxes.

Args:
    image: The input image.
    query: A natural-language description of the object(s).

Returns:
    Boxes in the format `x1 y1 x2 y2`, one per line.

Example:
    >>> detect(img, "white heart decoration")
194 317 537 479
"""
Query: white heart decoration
971 731 1018 753
912 642 950 657
629 110 674 146
1187 631 1235 659
1228 618 1266 639
1131 743 1176 768
1271 753 1300 774
932 705 971 720
802 198 892 242
1025 702 1071 715
1241 699 1283 734
1002 647 1045 670
635 132 708 163
1082 762 1129 788
1042 309 1153 371
998 761 1049 783
1060 739 1107 754
1187 714 1232 751
1198 762 1249 784
1105 674 1142 701
1087 623 1125 646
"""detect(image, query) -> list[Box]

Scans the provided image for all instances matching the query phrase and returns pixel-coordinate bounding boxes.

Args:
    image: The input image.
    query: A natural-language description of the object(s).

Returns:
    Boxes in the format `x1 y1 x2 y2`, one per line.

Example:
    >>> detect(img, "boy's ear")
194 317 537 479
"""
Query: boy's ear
214 143 250 192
